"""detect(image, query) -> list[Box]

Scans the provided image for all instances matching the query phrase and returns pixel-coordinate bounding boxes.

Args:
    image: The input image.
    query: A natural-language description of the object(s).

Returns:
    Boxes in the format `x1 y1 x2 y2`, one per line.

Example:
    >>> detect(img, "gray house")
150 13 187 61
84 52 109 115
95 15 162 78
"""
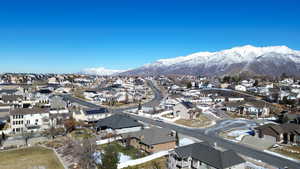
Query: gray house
121 127 176 153
168 142 245 169
96 114 143 134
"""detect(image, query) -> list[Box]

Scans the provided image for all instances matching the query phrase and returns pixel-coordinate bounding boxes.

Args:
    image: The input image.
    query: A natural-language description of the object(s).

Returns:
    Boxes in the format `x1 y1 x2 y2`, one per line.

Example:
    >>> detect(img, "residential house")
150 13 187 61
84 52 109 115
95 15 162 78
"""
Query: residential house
9 108 50 133
0 89 19 96
173 101 197 120
50 96 69 114
224 100 270 117
73 108 110 123
168 142 245 169
212 96 226 103
96 114 143 134
255 123 300 144
235 85 247 92
122 127 176 153
1 95 23 105
227 97 245 102
0 103 10 118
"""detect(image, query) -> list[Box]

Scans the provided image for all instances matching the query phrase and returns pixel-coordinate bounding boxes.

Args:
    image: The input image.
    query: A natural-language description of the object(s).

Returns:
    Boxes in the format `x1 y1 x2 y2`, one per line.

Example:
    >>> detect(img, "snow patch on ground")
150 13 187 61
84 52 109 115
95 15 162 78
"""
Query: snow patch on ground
179 138 195 146
228 130 251 141
119 153 132 163
202 110 220 119
245 162 268 169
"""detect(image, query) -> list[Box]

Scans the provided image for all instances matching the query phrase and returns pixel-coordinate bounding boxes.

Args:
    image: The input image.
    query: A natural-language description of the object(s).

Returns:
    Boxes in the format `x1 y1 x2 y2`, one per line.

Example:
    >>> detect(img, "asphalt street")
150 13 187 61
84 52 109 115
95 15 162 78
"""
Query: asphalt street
62 81 300 169
129 114 300 169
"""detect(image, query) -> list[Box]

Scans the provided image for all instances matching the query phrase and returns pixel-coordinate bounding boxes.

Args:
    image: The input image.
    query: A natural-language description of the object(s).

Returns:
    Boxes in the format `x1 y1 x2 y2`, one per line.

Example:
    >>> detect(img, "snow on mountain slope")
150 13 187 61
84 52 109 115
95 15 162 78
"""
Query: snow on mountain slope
82 67 126 76
122 45 300 76
148 45 300 66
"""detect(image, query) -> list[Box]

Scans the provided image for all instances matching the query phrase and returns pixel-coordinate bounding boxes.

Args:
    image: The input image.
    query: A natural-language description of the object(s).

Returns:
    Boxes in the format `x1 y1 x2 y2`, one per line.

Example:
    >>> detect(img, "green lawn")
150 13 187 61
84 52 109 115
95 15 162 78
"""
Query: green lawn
100 142 147 159
0 146 64 169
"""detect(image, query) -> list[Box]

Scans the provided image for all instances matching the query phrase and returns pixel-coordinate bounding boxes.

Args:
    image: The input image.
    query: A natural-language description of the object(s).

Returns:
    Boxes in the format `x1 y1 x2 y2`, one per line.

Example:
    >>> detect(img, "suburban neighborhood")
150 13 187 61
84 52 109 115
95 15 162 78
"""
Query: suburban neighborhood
1 73 300 169
1 1 300 169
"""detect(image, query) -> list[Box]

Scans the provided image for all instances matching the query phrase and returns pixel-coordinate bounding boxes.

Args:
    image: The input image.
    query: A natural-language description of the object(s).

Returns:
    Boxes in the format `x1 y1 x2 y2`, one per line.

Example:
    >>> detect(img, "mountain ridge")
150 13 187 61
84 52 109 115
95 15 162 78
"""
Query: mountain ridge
120 45 300 77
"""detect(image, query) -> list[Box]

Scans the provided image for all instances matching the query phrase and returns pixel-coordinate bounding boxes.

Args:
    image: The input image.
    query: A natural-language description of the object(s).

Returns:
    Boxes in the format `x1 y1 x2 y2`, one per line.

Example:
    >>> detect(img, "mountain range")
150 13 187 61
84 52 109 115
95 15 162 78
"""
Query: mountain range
83 45 300 77
81 67 126 76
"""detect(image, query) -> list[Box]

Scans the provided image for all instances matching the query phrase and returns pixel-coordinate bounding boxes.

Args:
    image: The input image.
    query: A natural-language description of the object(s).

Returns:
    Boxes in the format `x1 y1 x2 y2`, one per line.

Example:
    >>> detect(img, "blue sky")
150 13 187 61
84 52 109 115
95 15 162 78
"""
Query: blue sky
0 0 300 73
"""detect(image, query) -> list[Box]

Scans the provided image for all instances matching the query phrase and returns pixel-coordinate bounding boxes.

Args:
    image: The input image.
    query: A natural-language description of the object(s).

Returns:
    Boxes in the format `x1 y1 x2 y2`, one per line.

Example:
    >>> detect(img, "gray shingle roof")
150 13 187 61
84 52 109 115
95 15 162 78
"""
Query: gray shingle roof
10 108 49 115
50 96 67 110
122 127 176 146
174 142 245 169
255 123 300 135
2 95 23 102
96 114 142 130
181 101 194 109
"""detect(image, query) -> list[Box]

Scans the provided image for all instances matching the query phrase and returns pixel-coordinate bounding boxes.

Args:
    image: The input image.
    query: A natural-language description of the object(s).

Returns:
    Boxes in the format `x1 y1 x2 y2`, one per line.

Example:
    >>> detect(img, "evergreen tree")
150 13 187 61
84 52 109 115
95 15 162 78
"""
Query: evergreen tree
2 132 5 140
175 132 179 146
98 144 120 169
186 81 192 88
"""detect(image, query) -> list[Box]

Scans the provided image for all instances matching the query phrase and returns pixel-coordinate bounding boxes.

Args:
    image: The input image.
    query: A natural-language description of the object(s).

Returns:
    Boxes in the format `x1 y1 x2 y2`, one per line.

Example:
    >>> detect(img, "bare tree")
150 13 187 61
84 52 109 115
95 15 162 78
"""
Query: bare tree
74 138 97 169
22 130 34 146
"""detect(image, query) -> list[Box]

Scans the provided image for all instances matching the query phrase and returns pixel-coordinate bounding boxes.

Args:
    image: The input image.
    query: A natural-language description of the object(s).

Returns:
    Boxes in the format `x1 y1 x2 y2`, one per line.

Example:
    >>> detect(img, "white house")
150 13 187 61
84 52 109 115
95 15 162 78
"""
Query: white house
228 97 245 102
10 108 50 133
235 85 247 92
73 108 110 122
168 142 246 169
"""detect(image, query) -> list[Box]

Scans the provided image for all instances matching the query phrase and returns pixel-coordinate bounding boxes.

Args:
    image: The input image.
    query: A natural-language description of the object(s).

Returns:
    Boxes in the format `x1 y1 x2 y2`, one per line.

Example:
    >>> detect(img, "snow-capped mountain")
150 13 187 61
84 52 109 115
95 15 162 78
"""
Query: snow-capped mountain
82 67 126 76
121 45 300 76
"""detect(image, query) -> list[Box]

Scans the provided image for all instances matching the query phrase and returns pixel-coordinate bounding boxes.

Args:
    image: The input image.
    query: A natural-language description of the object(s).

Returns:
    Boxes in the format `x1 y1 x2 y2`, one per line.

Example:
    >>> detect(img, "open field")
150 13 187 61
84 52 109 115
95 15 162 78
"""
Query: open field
175 114 212 128
0 146 64 169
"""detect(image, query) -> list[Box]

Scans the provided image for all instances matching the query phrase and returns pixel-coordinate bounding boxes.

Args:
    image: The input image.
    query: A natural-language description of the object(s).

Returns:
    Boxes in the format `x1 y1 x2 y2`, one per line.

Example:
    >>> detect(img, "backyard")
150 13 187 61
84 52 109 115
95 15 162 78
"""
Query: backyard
99 141 147 161
0 146 64 169
123 157 167 169
70 128 95 140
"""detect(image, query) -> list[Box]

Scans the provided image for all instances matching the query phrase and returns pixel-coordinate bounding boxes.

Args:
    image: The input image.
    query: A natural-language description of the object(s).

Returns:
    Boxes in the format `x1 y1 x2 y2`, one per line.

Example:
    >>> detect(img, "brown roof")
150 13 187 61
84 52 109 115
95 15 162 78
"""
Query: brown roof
10 108 49 115
225 100 272 109
2 95 23 102
255 123 300 136
281 123 300 135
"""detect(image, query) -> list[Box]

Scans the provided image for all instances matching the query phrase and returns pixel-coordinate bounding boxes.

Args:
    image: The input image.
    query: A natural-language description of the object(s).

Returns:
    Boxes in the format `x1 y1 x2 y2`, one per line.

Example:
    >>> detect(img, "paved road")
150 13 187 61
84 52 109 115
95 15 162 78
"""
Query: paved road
62 82 300 168
62 94 101 109
129 114 300 169
61 80 163 112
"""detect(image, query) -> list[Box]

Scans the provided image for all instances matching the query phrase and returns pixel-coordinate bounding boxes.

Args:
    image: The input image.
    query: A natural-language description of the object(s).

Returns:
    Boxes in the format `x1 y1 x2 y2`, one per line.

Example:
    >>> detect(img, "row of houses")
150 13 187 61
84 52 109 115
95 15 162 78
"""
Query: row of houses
94 114 246 169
